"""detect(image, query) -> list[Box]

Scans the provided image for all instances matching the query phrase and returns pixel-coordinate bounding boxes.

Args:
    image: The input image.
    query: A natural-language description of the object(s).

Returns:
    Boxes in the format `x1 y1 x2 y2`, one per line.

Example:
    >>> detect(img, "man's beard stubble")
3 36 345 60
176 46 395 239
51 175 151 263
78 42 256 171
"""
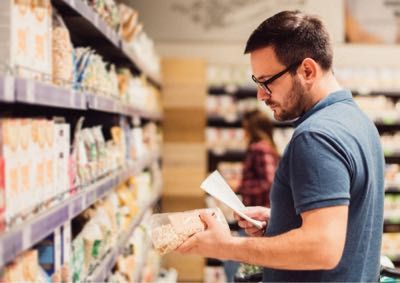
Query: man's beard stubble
273 76 307 121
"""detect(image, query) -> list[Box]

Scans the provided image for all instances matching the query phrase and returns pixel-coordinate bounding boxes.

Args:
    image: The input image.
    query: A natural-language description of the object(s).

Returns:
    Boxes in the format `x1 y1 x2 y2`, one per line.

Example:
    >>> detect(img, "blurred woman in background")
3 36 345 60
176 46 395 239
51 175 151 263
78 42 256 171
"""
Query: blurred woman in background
238 110 279 208
224 109 280 282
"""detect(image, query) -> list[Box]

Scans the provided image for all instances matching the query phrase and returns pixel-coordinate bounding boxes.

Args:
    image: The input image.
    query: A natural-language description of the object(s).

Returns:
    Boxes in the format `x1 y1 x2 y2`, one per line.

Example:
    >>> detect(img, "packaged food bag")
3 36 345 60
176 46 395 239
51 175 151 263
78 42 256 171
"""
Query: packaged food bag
150 208 227 255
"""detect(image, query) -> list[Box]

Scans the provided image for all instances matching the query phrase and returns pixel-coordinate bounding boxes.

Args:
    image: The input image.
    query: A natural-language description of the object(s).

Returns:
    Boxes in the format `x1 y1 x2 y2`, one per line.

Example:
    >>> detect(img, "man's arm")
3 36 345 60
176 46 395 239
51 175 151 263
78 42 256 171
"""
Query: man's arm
177 205 347 270
228 205 348 270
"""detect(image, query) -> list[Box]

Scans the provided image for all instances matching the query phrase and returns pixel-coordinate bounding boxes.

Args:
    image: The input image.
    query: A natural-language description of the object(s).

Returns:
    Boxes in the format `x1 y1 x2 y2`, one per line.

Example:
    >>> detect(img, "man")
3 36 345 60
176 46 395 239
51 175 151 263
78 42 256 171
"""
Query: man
177 10 384 282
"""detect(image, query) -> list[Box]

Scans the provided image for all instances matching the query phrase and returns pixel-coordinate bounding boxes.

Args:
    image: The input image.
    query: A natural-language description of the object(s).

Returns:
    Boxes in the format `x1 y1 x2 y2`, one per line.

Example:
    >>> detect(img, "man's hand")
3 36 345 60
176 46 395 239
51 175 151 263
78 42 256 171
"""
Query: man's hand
176 211 232 259
234 206 270 236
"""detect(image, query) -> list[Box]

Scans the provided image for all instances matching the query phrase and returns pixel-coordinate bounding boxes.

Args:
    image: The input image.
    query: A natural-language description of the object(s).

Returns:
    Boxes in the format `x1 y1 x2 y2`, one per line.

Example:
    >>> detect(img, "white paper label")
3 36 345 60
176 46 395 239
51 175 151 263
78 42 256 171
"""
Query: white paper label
26 80 35 103
69 89 74 107
81 93 85 109
4 76 14 101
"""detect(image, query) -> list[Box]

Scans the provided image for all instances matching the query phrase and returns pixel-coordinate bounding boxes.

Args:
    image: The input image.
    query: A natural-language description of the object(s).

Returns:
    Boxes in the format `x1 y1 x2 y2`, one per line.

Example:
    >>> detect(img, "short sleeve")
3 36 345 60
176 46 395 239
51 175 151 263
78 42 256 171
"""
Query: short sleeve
289 131 351 214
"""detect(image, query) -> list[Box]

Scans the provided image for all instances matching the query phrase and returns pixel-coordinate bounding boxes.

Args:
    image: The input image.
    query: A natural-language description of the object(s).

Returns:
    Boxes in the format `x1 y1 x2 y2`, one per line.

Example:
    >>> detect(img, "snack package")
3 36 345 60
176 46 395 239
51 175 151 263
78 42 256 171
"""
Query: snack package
150 208 228 255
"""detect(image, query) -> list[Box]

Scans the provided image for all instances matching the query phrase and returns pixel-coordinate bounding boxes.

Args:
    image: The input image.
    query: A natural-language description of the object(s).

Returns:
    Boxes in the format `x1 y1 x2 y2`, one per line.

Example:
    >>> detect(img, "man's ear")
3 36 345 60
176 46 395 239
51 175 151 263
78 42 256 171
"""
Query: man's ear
298 58 318 86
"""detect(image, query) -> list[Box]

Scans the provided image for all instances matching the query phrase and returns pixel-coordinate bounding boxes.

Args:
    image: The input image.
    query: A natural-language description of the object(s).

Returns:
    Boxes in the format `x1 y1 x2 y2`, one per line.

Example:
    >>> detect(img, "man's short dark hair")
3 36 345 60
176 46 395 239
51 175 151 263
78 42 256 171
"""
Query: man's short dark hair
244 10 333 72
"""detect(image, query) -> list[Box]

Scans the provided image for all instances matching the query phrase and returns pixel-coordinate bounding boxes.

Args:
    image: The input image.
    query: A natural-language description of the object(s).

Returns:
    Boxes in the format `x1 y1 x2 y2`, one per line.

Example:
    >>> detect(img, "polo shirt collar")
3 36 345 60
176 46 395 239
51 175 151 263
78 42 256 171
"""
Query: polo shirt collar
293 89 353 127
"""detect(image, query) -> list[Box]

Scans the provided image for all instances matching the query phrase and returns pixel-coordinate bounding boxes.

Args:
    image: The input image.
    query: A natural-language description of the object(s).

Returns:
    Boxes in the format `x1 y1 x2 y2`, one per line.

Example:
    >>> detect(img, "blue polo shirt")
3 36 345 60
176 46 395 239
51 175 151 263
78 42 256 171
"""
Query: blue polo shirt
263 89 384 282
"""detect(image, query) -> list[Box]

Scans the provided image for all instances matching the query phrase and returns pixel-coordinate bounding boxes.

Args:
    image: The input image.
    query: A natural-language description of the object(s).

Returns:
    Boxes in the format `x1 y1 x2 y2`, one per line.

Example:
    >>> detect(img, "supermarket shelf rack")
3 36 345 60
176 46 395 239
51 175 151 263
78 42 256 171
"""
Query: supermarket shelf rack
51 0 162 87
15 78 86 110
0 75 162 120
86 178 162 282
0 153 159 268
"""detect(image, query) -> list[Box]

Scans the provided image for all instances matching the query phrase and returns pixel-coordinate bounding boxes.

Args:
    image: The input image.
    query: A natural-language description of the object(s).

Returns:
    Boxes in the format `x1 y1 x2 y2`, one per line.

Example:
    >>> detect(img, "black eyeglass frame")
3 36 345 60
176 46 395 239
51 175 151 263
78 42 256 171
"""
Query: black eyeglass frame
252 61 302 94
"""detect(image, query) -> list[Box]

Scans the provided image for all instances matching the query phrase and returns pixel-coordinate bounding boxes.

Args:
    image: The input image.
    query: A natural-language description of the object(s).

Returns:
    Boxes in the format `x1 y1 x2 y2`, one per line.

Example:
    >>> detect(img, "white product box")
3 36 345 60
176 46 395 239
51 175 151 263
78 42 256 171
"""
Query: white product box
44 120 55 201
30 1 52 81
62 222 71 265
31 119 46 208
2 119 21 222
18 119 32 213
54 123 70 196
0 0 52 79
54 227 62 271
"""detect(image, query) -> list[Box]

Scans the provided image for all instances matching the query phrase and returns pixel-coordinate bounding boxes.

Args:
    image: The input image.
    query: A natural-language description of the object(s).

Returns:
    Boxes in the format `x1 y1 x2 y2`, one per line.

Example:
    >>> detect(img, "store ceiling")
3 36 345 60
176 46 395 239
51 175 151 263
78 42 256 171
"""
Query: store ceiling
120 0 344 44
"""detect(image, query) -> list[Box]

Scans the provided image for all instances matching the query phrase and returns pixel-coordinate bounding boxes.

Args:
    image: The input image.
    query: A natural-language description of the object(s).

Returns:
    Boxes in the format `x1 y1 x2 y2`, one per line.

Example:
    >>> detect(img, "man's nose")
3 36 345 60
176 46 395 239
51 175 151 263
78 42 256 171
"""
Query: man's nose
257 88 270 101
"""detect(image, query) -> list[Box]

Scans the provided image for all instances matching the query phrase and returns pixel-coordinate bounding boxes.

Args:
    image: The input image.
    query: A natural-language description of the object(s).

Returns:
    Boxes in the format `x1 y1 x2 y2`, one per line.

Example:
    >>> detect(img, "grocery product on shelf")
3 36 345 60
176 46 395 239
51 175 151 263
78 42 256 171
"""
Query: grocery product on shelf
52 11 74 87
73 47 120 98
118 4 140 42
217 162 243 192
384 195 400 222
84 0 120 31
0 118 70 227
118 4 160 81
382 233 400 261
353 95 400 123
1 250 50 282
0 0 52 80
206 127 246 154
385 164 400 191
381 133 400 157
335 67 400 93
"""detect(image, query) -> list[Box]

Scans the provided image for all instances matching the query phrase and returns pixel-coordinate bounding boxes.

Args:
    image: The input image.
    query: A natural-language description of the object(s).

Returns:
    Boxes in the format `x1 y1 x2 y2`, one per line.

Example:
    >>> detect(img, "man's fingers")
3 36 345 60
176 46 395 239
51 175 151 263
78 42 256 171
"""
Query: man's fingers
176 234 198 253
245 227 264 237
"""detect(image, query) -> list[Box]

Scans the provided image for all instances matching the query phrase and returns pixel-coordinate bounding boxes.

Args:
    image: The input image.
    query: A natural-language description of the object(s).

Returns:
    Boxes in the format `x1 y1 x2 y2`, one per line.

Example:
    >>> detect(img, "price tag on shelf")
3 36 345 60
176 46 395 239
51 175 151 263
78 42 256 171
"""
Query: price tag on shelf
86 190 96 206
80 92 86 108
69 89 74 107
26 80 35 103
93 14 99 28
30 205 69 244
3 76 14 101
72 196 83 217
2 232 23 265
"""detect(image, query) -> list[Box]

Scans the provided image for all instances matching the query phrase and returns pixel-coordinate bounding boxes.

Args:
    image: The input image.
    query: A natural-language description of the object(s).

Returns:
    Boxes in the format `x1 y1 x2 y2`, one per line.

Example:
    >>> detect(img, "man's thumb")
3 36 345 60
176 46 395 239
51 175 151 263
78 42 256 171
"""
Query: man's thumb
199 211 217 229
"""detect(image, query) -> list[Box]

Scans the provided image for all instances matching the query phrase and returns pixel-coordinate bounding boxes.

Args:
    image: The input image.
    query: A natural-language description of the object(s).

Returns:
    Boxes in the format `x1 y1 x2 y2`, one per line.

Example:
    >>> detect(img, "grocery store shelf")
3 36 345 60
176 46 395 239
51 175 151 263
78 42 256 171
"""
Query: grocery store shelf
208 85 256 99
374 120 400 127
53 0 119 48
87 182 162 282
386 187 400 194
121 42 162 88
385 155 400 164
207 116 293 128
87 93 122 114
0 154 158 268
208 149 245 159
132 240 153 283
122 105 163 121
384 223 400 233
384 218 400 226
15 78 86 110
0 76 15 102
51 0 162 88
0 75 162 120
207 116 242 128
208 149 245 172
353 90 400 98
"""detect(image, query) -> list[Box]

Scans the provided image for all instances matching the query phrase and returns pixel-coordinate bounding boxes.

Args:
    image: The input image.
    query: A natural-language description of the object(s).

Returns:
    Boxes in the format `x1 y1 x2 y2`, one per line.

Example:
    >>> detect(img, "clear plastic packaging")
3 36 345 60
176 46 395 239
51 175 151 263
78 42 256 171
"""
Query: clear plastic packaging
150 208 227 255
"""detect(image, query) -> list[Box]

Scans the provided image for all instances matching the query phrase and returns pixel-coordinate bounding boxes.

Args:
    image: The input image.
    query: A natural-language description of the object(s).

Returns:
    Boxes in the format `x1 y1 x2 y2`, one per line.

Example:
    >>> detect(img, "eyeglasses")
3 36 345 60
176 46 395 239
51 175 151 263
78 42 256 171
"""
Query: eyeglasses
252 61 301 95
